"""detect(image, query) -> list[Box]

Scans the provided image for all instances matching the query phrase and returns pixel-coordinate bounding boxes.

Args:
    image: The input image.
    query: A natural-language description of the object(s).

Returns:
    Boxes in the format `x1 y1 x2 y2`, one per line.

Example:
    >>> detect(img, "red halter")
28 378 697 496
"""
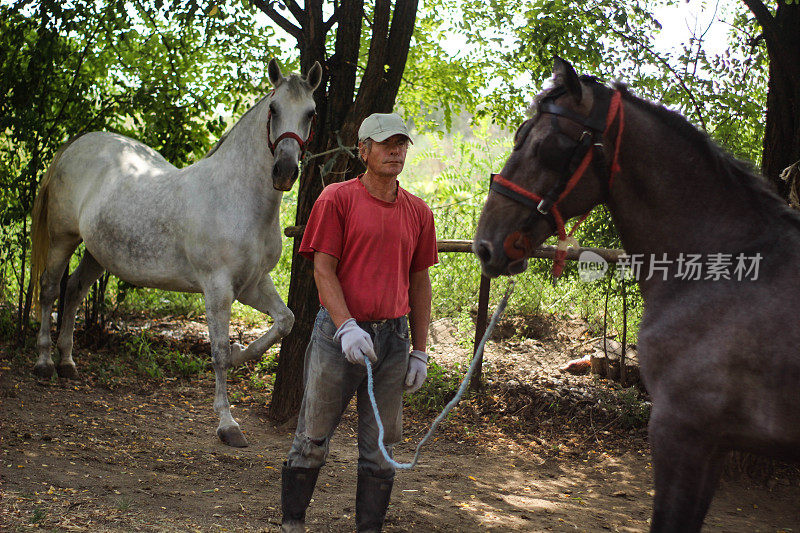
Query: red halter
266 89 316 156
491 89 624 277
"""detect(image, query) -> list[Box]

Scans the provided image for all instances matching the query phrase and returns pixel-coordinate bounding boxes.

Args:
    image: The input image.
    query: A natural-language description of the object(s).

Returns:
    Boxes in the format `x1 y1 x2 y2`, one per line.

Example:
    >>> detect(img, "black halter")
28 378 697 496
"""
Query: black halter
531 83 615 214
487 82 625 277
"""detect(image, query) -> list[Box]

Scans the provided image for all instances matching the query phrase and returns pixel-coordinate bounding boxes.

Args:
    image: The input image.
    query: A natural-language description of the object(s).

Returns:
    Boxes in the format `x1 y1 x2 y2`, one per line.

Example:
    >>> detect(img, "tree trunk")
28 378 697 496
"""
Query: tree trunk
16 216 28 345
269 122 369 421
783 160 800 209
745 1 800 198
264 0 419 421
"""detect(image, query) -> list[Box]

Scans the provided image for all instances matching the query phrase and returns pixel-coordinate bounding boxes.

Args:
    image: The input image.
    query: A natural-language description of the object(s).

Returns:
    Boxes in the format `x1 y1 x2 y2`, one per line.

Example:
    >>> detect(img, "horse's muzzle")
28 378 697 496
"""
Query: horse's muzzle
473 238 529 278
272 159 299 191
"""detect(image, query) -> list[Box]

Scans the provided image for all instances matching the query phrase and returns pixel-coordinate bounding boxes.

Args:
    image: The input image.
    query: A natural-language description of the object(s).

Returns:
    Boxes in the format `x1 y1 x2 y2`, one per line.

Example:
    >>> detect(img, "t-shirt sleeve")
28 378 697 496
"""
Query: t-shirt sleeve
298 193 344 262
410 205 438 272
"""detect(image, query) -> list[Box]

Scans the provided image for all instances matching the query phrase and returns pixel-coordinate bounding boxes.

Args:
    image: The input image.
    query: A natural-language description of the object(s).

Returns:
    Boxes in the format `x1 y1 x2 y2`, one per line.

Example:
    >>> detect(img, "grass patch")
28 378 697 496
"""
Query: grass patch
123 330 207 380
114 496 133 512
76 328 209 389
596 382 651 430
30 507 47 524
405 360 463 414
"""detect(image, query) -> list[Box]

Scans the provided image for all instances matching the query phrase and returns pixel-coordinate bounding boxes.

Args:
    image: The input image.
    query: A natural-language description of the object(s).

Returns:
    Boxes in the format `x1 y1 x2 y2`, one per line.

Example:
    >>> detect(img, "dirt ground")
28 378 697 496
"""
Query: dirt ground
1 314 799 532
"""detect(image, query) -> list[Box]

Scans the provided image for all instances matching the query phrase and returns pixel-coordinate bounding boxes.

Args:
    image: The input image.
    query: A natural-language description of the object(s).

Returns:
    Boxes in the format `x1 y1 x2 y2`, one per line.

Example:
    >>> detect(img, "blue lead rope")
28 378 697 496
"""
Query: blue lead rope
364 280 516 470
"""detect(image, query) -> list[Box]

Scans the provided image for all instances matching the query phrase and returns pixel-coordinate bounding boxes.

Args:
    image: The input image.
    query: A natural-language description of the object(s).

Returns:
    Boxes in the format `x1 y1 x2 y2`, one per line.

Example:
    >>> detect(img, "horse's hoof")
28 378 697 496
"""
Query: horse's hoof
56 364 80 380
217 425 249 447
229 342 246 366
281 520 306 533
33 363 55 379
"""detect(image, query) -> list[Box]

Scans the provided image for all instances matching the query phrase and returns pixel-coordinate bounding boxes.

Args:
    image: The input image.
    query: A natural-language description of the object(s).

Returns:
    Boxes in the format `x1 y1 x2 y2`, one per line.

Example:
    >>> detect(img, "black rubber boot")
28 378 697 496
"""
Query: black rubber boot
281 462 321 532
355 470 394 532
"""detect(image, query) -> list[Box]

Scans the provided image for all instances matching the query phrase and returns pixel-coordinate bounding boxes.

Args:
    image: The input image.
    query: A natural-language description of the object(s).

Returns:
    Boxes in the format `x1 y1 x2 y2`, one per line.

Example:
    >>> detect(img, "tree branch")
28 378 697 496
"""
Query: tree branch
608 25 707 132
741 0 774 37
353 0 391 110
327 0 363 126
301 0 327 71
252 0 302 41
281 0 305 26
324 10 339 34
44 19 101 142
375 0 418 110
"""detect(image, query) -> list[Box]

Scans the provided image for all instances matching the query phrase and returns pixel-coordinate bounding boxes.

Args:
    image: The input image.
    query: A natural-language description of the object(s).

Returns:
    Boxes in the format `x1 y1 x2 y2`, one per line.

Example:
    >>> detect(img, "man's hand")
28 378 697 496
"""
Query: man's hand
404 350 428 392
334 319 377 366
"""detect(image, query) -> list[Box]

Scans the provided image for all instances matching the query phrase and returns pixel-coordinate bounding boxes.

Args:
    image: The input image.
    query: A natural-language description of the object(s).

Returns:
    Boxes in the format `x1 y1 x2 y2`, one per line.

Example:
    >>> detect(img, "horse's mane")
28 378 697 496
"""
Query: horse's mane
204 94 268 158
528 75 603 115
204 74 312 159
614 82 800 231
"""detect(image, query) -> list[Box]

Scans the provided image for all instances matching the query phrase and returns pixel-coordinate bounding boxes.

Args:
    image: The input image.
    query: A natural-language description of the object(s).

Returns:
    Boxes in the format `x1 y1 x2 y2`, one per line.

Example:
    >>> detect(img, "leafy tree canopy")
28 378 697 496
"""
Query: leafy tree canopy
400 0 768 163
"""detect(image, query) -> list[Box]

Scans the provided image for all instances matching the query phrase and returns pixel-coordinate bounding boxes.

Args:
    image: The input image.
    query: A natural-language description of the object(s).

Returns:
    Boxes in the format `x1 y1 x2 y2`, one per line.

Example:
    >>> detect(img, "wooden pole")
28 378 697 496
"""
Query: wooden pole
469 274 491 391
284 226 626 392
285 228 625 263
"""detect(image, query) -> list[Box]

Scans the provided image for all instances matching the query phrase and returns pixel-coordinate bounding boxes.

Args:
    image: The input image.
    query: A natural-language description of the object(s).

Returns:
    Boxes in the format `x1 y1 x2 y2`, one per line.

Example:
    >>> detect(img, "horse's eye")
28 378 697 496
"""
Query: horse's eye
269 104 278 116
538 134 575 172
513 120 534 151
306 111 316 121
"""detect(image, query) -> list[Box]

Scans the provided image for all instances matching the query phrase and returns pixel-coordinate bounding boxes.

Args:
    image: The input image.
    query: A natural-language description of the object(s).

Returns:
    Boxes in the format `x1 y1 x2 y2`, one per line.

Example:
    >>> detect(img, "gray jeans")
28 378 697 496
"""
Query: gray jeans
287 307 410 478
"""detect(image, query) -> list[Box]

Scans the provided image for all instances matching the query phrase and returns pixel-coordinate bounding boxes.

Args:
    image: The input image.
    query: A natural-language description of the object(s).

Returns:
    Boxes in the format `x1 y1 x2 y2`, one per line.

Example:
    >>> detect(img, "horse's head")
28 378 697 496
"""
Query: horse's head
474 57 621 277
266 58 322 191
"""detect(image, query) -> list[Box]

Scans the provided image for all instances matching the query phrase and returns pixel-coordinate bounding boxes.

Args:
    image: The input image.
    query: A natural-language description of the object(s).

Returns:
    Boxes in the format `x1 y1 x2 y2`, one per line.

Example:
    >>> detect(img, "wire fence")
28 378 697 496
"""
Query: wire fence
0 132 642 346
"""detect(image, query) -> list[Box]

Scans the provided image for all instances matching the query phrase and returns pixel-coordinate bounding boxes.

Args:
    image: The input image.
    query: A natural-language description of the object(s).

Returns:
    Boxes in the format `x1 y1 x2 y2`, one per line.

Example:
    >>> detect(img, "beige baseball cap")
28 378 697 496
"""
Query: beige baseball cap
358 113 413 143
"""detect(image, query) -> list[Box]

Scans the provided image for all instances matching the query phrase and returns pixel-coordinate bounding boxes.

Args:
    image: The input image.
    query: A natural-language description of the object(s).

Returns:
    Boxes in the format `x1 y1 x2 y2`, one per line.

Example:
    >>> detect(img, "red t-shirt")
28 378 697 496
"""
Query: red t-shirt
299 177 438 321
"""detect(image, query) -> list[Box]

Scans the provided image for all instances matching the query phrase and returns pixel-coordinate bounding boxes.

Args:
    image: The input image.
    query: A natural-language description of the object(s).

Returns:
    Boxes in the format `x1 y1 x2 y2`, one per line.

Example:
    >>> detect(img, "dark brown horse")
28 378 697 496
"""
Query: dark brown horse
473 57 800 532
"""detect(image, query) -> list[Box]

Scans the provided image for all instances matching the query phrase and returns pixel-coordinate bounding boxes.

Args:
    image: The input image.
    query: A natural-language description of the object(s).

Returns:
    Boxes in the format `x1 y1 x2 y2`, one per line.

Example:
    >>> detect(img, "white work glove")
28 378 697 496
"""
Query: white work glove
334 318 377 366
404 350 428 393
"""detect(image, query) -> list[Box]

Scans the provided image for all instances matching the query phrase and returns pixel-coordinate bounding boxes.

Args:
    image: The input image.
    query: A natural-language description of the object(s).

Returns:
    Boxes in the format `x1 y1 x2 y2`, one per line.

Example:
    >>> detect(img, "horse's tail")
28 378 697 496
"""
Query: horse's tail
30 137 77 315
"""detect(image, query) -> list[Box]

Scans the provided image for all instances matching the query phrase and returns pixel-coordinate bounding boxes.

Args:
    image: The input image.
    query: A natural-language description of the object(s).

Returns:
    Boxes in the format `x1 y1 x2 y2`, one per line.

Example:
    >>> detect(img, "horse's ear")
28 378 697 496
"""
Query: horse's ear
306 61 322 92
268 58 284 87
552 56 581 103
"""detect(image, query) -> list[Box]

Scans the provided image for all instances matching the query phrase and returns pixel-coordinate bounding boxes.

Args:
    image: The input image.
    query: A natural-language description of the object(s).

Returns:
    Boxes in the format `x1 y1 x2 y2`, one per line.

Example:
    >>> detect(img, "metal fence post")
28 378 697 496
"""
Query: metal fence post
469 274 491 391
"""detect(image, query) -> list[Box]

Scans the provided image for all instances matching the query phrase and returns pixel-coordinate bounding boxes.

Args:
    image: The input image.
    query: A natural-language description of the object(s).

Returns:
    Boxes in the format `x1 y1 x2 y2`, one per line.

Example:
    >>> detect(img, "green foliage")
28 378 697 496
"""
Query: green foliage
255 350 280 375
0 303 15 341
400 0 769 168
0 0 283 325
604 385 652 429
123 330 206 378
85 329 207 387
30 507 46 524
402 127 641 340
403 0 667 129
0 0 776 361
124 331 166 379
114 496 133 512
115 285 206 318
404 359 462 413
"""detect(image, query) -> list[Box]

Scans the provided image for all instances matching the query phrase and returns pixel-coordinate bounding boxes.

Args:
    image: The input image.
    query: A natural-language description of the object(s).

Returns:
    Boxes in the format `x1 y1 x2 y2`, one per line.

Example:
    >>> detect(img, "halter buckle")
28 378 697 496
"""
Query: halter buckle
537 198 554 214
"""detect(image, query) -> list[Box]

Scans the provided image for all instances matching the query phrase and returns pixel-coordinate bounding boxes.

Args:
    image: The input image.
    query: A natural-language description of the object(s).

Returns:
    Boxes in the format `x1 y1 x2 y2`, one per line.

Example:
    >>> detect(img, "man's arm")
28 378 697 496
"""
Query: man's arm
313 251 352 328
408 268 432 352
315 251 376 365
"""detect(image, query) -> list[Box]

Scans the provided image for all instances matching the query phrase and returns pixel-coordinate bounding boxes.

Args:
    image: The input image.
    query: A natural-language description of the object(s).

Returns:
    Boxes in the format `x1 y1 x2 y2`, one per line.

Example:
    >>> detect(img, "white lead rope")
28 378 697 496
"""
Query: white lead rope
364 280 516 470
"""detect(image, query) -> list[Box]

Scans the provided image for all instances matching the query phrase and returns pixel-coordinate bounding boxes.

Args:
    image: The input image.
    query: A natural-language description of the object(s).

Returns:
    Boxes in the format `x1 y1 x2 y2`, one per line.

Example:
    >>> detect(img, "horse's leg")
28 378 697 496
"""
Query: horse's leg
54 252 105 379
34 238 80 378
229 274 294 367
648 408 725 533
204 282 248 447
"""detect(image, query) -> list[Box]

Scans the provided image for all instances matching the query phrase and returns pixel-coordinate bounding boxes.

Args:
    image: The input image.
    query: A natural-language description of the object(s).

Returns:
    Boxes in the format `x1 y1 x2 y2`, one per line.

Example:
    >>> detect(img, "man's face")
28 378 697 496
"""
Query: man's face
361 134 409 179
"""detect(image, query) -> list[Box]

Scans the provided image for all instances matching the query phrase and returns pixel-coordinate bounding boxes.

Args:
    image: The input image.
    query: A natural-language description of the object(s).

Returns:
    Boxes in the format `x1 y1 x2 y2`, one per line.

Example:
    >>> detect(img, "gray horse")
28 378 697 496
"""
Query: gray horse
30 58 322 448
473 57 800 531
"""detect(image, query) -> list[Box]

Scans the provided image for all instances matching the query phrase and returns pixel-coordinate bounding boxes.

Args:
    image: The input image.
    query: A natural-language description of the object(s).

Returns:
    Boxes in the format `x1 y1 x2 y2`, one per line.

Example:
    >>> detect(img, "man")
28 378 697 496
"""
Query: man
280 112 438 532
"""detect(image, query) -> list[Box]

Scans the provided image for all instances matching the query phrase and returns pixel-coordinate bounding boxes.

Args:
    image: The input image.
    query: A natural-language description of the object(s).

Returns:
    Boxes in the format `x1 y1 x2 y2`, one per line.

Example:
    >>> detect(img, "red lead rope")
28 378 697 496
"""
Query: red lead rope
497 90 624 278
